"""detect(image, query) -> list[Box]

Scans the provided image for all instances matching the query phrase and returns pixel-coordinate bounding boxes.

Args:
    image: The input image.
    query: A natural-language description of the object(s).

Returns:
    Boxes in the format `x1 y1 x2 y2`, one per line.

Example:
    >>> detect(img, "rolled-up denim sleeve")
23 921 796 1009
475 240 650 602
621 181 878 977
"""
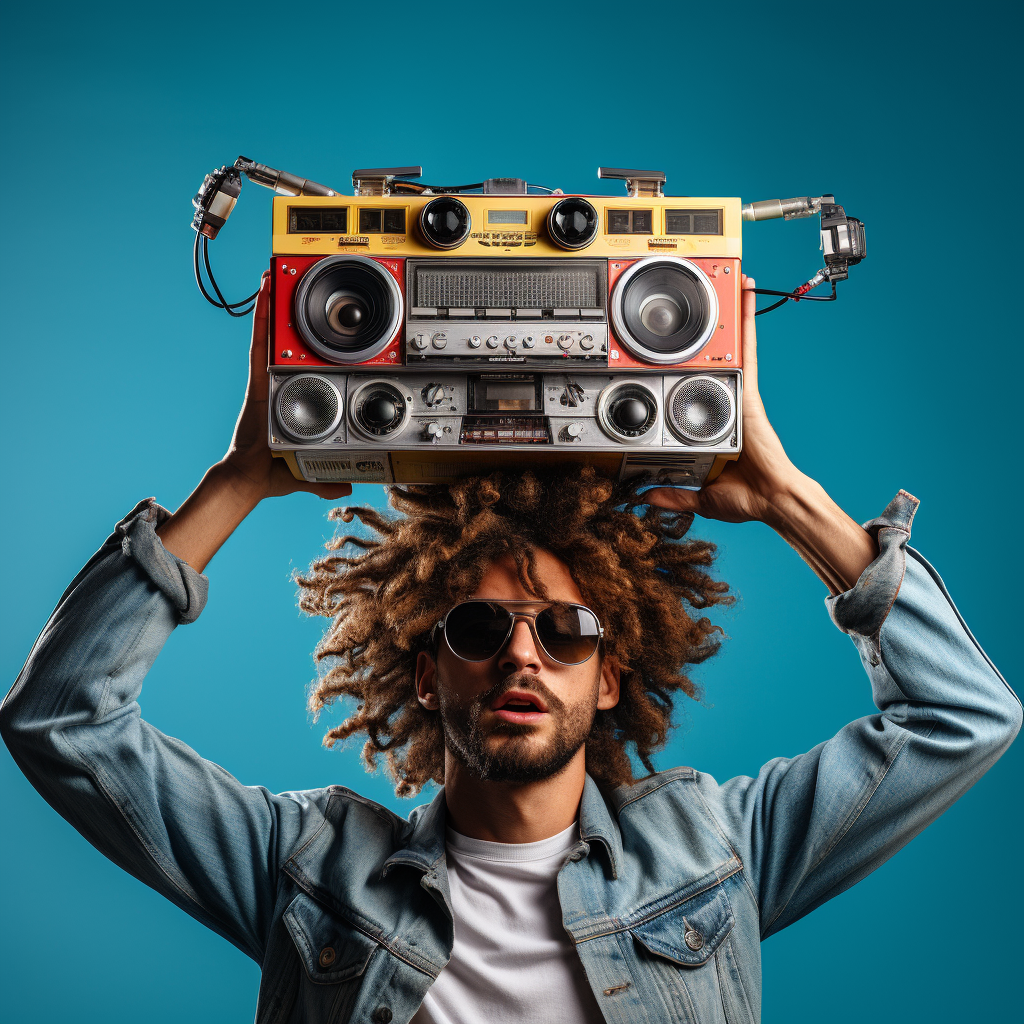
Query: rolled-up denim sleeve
0 500 321 963
708 490 1021 940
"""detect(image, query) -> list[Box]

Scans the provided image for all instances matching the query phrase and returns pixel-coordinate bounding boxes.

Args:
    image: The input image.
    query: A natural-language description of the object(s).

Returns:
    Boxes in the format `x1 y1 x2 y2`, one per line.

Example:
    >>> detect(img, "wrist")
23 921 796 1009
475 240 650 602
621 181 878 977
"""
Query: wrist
214 458 271 510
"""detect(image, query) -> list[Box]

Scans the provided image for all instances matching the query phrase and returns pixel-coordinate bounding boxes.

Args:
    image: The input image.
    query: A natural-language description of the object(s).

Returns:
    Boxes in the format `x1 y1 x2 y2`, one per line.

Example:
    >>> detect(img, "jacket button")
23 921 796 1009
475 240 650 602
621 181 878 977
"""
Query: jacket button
318 946 336 968
372 1008 393 1023
684 929 705 951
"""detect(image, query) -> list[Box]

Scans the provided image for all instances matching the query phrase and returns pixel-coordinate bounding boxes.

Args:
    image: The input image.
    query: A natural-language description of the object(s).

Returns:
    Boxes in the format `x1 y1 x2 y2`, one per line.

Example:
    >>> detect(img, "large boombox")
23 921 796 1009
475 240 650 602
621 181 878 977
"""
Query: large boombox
194 162 866 487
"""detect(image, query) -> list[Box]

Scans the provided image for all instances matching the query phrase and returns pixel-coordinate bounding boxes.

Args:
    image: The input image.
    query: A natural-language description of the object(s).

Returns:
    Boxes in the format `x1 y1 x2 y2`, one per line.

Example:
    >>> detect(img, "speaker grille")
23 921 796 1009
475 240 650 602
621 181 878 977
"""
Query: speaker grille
668 376 735 444
275 376 342 442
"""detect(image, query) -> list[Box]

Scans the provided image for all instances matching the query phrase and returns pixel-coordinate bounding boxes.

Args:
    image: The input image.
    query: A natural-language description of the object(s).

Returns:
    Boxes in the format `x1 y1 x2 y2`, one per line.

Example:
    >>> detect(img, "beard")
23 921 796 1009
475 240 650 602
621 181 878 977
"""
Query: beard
437 668 599 784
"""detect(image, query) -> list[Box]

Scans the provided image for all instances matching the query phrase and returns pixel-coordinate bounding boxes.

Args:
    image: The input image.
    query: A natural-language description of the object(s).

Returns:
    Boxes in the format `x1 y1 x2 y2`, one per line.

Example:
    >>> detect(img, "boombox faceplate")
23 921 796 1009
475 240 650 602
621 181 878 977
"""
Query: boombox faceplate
267 188 745 487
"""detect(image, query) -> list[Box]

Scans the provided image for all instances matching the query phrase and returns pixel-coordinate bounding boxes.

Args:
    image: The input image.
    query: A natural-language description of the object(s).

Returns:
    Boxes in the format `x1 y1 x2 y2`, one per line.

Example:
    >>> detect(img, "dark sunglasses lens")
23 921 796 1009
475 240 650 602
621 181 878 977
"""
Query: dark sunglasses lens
444 603 512 660
536 604 601 664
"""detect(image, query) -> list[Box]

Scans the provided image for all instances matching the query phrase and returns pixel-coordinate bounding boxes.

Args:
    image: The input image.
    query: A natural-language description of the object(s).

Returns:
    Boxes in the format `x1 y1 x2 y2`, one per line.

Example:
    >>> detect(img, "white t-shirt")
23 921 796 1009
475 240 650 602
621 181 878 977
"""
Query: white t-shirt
411 822 604 1024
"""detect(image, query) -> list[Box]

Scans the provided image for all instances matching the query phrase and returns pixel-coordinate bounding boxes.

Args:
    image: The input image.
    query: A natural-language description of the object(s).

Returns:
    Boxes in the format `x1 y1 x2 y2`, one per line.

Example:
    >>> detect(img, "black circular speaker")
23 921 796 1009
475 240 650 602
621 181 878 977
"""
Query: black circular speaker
667 375 736 444
547 197 599 250
293 256 403 364
274 375 344 443
611 257 719 364
419 197 471 249
351 380 408 439
597 382 659 442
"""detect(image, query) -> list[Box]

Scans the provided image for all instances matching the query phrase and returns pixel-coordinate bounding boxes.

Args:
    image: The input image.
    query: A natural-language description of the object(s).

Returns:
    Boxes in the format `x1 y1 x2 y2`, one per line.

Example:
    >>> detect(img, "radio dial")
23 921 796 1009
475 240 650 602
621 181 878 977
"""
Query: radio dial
469 335 482 348
504 336 519 349
522 336 536 348
424 421 444 442
567 422 584 438
556 335 574 350
579 334 595 350
486 336 500 349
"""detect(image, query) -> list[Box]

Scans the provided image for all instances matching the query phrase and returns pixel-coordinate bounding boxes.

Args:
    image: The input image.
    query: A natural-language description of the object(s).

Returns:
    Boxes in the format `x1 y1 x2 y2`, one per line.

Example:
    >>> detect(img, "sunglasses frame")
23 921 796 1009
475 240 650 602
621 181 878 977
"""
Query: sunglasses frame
433 600 605 666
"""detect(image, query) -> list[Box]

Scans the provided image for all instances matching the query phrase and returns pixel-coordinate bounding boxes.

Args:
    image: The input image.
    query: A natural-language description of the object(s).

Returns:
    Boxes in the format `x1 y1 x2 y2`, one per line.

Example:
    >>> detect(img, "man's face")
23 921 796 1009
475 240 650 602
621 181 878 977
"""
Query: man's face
415 548 620 784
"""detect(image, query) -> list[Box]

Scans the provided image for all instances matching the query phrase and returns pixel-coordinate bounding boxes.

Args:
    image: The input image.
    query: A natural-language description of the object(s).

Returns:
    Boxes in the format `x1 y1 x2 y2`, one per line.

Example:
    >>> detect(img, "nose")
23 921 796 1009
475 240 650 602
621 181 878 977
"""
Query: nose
498 618 544 673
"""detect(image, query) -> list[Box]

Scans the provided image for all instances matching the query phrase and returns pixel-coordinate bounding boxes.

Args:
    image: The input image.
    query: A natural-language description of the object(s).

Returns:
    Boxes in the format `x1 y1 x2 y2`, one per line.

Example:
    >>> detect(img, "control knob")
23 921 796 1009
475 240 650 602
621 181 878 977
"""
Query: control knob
412 333 429 350
504 336 519 349
423 421 444 442
421 383 445 406
567 422 584 438
556 334 574 350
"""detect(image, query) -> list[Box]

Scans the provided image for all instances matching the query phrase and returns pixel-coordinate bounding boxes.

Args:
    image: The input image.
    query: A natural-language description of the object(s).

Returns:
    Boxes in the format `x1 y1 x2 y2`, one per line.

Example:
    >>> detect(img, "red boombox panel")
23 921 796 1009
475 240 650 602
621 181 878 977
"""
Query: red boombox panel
607 257 742 371
270 255 405 370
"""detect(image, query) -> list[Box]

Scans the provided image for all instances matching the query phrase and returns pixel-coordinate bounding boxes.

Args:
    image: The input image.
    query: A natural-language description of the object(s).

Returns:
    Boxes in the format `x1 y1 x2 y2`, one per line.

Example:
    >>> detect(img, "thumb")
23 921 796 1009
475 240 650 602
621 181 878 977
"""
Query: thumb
642 486 702 513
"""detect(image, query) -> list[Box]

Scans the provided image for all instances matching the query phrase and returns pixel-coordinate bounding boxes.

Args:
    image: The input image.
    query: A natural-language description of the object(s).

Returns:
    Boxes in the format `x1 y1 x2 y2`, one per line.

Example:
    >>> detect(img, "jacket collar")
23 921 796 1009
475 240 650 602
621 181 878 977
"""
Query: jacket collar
383 773 624 880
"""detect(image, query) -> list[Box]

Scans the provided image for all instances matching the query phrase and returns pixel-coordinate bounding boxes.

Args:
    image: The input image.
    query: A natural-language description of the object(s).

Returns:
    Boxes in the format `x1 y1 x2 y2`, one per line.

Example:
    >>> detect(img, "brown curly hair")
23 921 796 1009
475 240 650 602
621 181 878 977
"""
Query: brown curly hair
297 465 732 796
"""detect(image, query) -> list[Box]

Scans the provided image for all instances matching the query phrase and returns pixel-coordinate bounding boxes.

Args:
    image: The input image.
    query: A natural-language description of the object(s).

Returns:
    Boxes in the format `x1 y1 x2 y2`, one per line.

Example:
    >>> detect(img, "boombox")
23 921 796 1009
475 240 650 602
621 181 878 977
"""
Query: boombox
193 161 866 487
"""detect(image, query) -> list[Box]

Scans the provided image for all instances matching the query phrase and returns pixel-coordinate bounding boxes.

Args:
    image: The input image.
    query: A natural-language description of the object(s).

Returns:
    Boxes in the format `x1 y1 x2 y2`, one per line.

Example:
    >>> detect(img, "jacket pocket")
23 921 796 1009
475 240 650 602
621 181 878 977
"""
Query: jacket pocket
283 891 378 985
629 881 735 966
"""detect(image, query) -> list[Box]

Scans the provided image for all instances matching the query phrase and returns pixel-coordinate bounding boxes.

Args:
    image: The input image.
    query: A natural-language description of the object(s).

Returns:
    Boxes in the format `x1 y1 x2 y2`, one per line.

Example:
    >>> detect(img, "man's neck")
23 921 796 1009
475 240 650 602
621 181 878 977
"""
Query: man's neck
442 749 586 844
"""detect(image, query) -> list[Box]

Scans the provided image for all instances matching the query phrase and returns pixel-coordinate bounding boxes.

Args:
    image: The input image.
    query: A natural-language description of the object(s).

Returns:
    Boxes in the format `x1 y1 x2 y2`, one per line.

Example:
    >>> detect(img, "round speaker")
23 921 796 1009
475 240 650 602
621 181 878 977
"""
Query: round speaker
666 375 736 445
419 197 471 249
274 375 344 443
547 197 599 250
293 256 403 364
610 257 719 364
349 379 409 440
596 381 659 443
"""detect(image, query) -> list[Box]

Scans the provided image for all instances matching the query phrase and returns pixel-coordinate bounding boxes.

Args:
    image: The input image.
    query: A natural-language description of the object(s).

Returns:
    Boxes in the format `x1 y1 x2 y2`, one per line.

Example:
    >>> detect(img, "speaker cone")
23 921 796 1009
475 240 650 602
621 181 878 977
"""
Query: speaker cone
666 375 735 444
597 381 659 442
610 257 719 364
350 379 409 440
293 255 403 364
548 197 599 250
274 375 344 443
419 197 471 249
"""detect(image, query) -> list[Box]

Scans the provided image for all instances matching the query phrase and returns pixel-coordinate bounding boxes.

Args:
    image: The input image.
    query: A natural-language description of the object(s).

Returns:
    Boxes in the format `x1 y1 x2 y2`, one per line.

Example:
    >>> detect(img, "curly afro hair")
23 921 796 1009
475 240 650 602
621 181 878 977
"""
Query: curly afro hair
297 465 732 796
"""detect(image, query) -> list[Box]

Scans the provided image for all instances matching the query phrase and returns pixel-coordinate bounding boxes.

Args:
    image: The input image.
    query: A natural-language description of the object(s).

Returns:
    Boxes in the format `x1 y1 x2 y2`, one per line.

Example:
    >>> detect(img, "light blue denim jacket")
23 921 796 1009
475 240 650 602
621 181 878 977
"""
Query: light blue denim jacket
2 492 1019 1024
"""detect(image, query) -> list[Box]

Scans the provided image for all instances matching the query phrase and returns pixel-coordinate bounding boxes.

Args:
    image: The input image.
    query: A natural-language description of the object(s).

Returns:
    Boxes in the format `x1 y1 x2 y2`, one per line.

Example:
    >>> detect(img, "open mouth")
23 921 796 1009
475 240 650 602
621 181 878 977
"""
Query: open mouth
491 690 548 723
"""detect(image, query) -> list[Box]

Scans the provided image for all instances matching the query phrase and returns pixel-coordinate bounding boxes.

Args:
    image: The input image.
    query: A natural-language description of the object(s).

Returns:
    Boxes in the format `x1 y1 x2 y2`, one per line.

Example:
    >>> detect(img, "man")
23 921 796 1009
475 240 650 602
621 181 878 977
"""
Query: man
2 274 1018 1024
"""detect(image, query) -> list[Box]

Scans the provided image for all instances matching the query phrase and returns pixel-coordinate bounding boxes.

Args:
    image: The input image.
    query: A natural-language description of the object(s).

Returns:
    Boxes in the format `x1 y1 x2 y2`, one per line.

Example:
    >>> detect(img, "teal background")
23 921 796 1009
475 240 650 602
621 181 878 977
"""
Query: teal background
2 1 1020 1022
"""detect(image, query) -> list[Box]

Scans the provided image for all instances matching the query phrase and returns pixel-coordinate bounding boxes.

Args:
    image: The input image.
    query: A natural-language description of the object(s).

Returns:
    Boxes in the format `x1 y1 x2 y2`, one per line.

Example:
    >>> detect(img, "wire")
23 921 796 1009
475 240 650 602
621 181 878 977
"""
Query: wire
193 232 259 316
753 280 837 316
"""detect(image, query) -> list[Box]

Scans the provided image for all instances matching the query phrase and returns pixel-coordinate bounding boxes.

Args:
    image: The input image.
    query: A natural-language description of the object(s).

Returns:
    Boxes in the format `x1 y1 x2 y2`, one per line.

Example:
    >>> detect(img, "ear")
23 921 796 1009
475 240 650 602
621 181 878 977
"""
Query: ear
597 653 621 711
415 650 441 711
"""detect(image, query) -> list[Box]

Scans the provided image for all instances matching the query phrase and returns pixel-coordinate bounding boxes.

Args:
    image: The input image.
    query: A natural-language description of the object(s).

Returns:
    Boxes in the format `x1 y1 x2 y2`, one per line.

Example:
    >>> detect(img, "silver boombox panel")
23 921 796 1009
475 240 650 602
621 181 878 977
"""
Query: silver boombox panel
269 370 741 487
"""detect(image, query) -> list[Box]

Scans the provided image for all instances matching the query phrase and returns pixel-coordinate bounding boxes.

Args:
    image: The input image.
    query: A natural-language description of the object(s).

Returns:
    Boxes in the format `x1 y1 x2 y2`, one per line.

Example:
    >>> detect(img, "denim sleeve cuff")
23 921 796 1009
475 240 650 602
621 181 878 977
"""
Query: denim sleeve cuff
110 498 209 624
824 489 920 642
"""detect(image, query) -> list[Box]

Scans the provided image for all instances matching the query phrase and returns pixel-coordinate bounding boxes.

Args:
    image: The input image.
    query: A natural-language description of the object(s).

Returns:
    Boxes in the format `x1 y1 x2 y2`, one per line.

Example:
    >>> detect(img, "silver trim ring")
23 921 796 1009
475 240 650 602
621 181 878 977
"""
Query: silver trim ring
293 255 404 365
666 375 736 445
348 378 411 443
273 374 345 443
610 256 720 365
596 380 661 444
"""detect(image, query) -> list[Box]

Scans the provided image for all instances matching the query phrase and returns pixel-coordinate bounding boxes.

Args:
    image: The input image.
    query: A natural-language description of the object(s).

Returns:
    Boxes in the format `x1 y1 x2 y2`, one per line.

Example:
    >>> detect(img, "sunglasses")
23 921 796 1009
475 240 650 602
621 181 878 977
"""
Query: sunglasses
434 600 604 666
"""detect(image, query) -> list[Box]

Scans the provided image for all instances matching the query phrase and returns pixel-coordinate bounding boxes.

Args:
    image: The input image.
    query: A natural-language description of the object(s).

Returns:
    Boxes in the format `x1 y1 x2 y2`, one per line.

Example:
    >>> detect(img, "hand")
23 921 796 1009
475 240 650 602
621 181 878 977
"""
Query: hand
644 275 800 525
221 271 352 504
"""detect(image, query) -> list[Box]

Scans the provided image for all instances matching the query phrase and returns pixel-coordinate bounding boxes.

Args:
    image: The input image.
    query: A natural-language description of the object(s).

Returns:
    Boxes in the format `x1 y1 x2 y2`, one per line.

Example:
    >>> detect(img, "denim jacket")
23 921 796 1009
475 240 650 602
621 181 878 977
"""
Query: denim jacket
2 492 1019 1024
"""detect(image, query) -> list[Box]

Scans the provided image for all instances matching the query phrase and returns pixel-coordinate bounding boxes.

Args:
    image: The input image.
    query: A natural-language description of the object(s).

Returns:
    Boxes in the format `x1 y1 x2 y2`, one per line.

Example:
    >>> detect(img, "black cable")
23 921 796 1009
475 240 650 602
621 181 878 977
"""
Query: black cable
753 280 837 316
193 232 258 316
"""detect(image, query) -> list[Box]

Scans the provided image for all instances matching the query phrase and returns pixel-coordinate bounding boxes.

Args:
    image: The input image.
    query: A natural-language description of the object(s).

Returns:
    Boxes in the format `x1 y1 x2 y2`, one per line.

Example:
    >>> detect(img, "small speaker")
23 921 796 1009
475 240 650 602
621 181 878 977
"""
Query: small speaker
274 375 344 443
666 375 735 444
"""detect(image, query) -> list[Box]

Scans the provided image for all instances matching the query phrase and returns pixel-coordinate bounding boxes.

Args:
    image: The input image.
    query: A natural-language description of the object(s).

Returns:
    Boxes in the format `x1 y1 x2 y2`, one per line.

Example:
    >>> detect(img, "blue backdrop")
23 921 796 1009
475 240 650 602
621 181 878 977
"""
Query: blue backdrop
2 2 1020 1022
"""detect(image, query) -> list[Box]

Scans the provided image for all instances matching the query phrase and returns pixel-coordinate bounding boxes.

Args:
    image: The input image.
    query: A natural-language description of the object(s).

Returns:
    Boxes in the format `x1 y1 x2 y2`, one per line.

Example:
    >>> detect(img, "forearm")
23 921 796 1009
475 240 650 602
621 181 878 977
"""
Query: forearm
156 462 263 573
762 470 879 596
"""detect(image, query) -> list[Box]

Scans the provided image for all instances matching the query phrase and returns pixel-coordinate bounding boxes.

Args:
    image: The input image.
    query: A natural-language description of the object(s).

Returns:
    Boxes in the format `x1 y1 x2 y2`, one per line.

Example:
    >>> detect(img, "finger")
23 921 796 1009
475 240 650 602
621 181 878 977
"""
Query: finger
740 274 758 400
642 486 701 513
304 482 353 500
249 270 272 375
